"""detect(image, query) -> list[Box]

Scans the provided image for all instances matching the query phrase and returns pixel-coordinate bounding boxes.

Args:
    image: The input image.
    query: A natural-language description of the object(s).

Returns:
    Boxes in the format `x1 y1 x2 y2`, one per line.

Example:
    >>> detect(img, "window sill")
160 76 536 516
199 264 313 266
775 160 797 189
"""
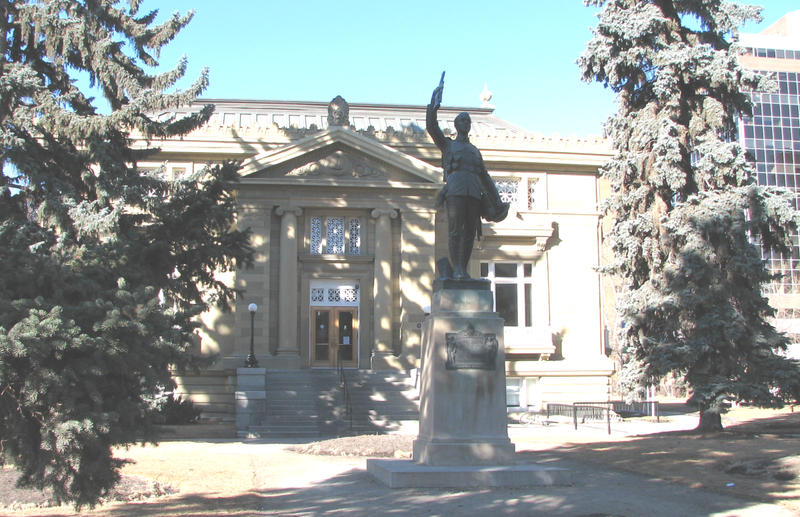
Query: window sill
299 254 374 263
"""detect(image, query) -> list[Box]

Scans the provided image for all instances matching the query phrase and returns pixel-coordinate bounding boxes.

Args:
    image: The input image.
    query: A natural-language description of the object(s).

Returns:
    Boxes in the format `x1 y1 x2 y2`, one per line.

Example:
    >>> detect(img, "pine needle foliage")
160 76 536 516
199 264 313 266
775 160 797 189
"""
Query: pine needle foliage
579 0 800 431
0 0 253 507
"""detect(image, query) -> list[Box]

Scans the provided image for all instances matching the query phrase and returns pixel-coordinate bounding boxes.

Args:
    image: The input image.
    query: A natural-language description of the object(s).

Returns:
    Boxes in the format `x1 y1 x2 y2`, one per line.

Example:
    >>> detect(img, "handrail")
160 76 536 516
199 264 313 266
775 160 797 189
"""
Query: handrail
575 401 660 422
337 349 353 432
546 401 661 435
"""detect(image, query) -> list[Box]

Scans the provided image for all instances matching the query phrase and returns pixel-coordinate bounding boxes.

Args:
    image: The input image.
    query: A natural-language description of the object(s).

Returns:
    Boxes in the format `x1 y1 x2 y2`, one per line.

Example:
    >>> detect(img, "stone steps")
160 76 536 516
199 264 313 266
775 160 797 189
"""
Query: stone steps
239 369 419 439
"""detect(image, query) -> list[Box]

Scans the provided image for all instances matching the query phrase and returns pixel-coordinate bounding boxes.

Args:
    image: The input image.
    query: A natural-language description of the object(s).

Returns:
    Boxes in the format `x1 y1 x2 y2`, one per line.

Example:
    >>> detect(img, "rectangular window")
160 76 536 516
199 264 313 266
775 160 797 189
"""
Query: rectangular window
310 216 362 255
311 217 323 254
494 176 540 211
496 284 518 327
348 218 361 254
326 217 345 254
481 262 537 328
506 378 521 407
496 179 519 207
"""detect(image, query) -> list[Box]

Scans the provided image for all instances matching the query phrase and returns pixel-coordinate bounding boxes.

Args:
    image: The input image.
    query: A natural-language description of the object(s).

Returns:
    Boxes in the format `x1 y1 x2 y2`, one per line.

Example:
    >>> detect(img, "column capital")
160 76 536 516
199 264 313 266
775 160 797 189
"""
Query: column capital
371 209 398 219
276 206 303 217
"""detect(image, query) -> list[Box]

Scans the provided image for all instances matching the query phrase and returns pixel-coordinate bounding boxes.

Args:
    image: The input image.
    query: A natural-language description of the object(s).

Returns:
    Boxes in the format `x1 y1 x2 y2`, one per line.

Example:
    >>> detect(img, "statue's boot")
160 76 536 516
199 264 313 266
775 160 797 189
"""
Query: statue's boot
451 241 468 280
454 240 473 280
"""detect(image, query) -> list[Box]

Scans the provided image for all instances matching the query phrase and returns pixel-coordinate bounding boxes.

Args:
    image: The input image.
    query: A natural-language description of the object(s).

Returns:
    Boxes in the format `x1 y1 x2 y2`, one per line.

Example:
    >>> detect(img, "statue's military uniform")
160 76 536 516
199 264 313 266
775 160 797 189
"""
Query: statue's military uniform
426 103 508 279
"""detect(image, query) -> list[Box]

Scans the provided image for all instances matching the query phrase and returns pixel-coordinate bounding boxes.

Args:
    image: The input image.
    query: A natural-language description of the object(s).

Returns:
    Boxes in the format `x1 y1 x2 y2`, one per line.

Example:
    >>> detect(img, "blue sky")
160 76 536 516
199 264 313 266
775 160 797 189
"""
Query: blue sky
142 1 799 138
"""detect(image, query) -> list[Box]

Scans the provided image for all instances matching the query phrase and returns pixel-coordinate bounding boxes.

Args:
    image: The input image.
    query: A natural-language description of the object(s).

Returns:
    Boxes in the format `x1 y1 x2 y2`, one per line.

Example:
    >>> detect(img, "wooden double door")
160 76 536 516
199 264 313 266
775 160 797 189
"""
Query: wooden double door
311 307 358 368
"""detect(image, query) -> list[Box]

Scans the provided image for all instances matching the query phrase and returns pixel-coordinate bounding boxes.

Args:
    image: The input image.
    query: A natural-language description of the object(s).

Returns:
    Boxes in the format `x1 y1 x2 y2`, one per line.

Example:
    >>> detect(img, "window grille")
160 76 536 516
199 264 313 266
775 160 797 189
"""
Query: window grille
496 179 519 206
528 179 537 209
349 218 361 254
310 282 360 307
311 217 323 254
311 288 325 303
309 216 362 255
341 287 359 302
326 217 345 254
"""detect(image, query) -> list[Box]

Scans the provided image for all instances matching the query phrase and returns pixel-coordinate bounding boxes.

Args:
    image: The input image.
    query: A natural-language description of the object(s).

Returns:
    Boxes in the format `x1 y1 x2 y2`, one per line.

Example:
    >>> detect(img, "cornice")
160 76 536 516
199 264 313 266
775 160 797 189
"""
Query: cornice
131 125 612 155
239 177 442 191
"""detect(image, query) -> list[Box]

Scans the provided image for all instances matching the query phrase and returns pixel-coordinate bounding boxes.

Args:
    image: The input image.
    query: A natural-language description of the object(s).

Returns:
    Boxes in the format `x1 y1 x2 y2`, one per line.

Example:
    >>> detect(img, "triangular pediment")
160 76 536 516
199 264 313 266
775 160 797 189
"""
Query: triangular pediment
238 126 441 185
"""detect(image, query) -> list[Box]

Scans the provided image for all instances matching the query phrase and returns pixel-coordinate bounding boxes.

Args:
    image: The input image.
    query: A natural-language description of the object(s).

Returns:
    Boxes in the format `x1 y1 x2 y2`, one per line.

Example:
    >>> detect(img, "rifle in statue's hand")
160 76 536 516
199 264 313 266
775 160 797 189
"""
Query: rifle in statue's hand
431 71 445 109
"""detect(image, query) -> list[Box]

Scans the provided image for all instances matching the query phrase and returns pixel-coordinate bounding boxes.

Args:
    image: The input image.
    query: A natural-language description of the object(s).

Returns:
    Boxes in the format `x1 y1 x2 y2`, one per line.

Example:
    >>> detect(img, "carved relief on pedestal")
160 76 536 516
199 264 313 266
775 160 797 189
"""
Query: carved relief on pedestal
445 324 498 370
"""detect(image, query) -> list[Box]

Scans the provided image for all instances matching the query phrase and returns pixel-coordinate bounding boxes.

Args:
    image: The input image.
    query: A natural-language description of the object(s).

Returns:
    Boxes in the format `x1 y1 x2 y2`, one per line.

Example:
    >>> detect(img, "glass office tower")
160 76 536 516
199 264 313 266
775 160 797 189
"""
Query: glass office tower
739 11 800 336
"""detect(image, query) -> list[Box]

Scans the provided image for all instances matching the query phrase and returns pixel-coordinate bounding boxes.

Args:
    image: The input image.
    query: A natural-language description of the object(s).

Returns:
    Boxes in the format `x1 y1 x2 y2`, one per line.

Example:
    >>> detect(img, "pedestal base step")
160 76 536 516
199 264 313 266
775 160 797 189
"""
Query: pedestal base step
366 459 571 488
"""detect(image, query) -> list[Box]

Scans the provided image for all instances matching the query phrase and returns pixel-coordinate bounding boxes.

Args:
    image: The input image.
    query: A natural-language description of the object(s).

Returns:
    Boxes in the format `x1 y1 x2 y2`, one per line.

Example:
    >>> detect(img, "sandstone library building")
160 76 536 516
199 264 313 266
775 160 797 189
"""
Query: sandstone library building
134 93 617 425
131 10 800 435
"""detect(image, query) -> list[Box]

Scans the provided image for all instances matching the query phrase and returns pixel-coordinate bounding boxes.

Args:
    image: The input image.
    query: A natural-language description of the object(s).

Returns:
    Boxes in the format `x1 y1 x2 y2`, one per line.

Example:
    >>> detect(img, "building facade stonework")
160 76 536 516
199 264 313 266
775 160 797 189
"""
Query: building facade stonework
134 97 616 418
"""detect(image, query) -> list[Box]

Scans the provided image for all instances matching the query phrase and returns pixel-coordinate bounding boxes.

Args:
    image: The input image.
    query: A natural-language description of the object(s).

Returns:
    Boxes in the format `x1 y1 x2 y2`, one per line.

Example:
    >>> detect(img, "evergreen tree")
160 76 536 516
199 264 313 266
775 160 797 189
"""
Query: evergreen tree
579 0 800 431
0 0 252 507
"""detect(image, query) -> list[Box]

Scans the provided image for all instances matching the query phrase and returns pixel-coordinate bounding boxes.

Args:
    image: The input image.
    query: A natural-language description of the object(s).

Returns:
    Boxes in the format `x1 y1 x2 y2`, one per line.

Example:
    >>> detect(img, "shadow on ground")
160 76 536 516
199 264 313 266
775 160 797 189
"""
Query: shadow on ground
114 465 797 517
512 410 800 513
56 467 783 517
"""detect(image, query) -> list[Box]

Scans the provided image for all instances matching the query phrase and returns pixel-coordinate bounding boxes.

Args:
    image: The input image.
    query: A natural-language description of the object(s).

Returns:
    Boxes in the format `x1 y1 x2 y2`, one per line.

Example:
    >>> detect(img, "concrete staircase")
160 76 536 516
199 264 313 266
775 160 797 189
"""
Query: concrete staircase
241 370 419 439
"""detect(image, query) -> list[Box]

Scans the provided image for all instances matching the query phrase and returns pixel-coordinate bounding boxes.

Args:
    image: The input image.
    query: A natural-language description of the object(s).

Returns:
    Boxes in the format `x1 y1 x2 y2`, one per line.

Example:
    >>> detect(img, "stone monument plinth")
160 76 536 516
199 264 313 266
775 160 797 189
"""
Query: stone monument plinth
413 280 514 466
367 281 571 488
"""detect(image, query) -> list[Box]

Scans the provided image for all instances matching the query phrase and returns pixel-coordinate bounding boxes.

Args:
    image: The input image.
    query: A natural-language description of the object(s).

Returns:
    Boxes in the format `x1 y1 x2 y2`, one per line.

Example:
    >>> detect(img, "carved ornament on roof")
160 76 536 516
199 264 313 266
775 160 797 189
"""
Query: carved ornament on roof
289 150 385 178
327 96 350 127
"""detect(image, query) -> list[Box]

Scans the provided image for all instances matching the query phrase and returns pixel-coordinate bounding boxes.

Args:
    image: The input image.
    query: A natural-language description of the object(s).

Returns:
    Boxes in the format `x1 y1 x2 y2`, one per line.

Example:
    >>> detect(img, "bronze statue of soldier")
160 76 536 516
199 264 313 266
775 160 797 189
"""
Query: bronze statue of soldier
426 73 509 280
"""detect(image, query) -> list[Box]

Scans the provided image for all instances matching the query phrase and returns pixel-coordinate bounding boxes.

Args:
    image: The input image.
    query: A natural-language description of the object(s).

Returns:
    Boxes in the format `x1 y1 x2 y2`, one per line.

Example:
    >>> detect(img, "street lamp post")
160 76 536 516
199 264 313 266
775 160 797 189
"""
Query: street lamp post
245 303 259 367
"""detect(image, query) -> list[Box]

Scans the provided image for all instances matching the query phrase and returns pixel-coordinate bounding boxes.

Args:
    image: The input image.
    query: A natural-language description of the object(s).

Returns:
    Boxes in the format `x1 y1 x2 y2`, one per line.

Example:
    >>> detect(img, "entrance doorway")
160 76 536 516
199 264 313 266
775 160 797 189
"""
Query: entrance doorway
311 307 358 368
309 280 360 368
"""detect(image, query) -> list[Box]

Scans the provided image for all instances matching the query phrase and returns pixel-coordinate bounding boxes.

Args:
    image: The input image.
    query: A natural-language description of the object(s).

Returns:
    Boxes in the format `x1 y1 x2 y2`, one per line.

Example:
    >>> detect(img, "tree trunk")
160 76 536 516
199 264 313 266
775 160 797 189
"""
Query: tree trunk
696 408 724 432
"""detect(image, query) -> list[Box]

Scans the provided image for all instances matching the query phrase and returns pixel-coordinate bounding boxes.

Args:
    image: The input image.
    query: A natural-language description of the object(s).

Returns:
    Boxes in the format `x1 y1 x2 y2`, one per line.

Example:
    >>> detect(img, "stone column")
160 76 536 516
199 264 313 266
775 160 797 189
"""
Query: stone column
274 206 303 369
398 209 437 369
225 198 271 370
371 209 398 370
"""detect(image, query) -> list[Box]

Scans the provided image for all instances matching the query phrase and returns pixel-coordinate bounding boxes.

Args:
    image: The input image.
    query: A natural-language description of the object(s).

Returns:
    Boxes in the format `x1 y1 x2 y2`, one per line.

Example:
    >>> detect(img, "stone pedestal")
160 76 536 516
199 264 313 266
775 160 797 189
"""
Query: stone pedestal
234 368 266 433
368 281 570 487
413 281 513 466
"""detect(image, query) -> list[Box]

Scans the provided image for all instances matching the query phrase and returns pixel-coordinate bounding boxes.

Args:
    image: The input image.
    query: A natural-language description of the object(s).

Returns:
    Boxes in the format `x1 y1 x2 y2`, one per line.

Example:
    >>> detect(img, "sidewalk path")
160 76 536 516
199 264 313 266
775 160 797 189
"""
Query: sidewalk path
10 413 796 517
221 439 794 517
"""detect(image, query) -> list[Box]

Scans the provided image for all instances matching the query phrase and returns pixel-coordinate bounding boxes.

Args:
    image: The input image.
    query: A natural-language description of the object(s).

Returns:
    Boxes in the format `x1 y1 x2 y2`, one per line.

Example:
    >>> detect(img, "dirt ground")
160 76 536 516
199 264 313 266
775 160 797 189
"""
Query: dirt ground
2 405 800 515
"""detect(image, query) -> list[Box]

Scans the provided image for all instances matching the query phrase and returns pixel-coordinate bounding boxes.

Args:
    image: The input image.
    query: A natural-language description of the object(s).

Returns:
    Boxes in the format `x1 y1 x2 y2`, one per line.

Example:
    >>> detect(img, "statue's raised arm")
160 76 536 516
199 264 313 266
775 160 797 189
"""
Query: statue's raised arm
427 72 447 152
424 73 509 281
